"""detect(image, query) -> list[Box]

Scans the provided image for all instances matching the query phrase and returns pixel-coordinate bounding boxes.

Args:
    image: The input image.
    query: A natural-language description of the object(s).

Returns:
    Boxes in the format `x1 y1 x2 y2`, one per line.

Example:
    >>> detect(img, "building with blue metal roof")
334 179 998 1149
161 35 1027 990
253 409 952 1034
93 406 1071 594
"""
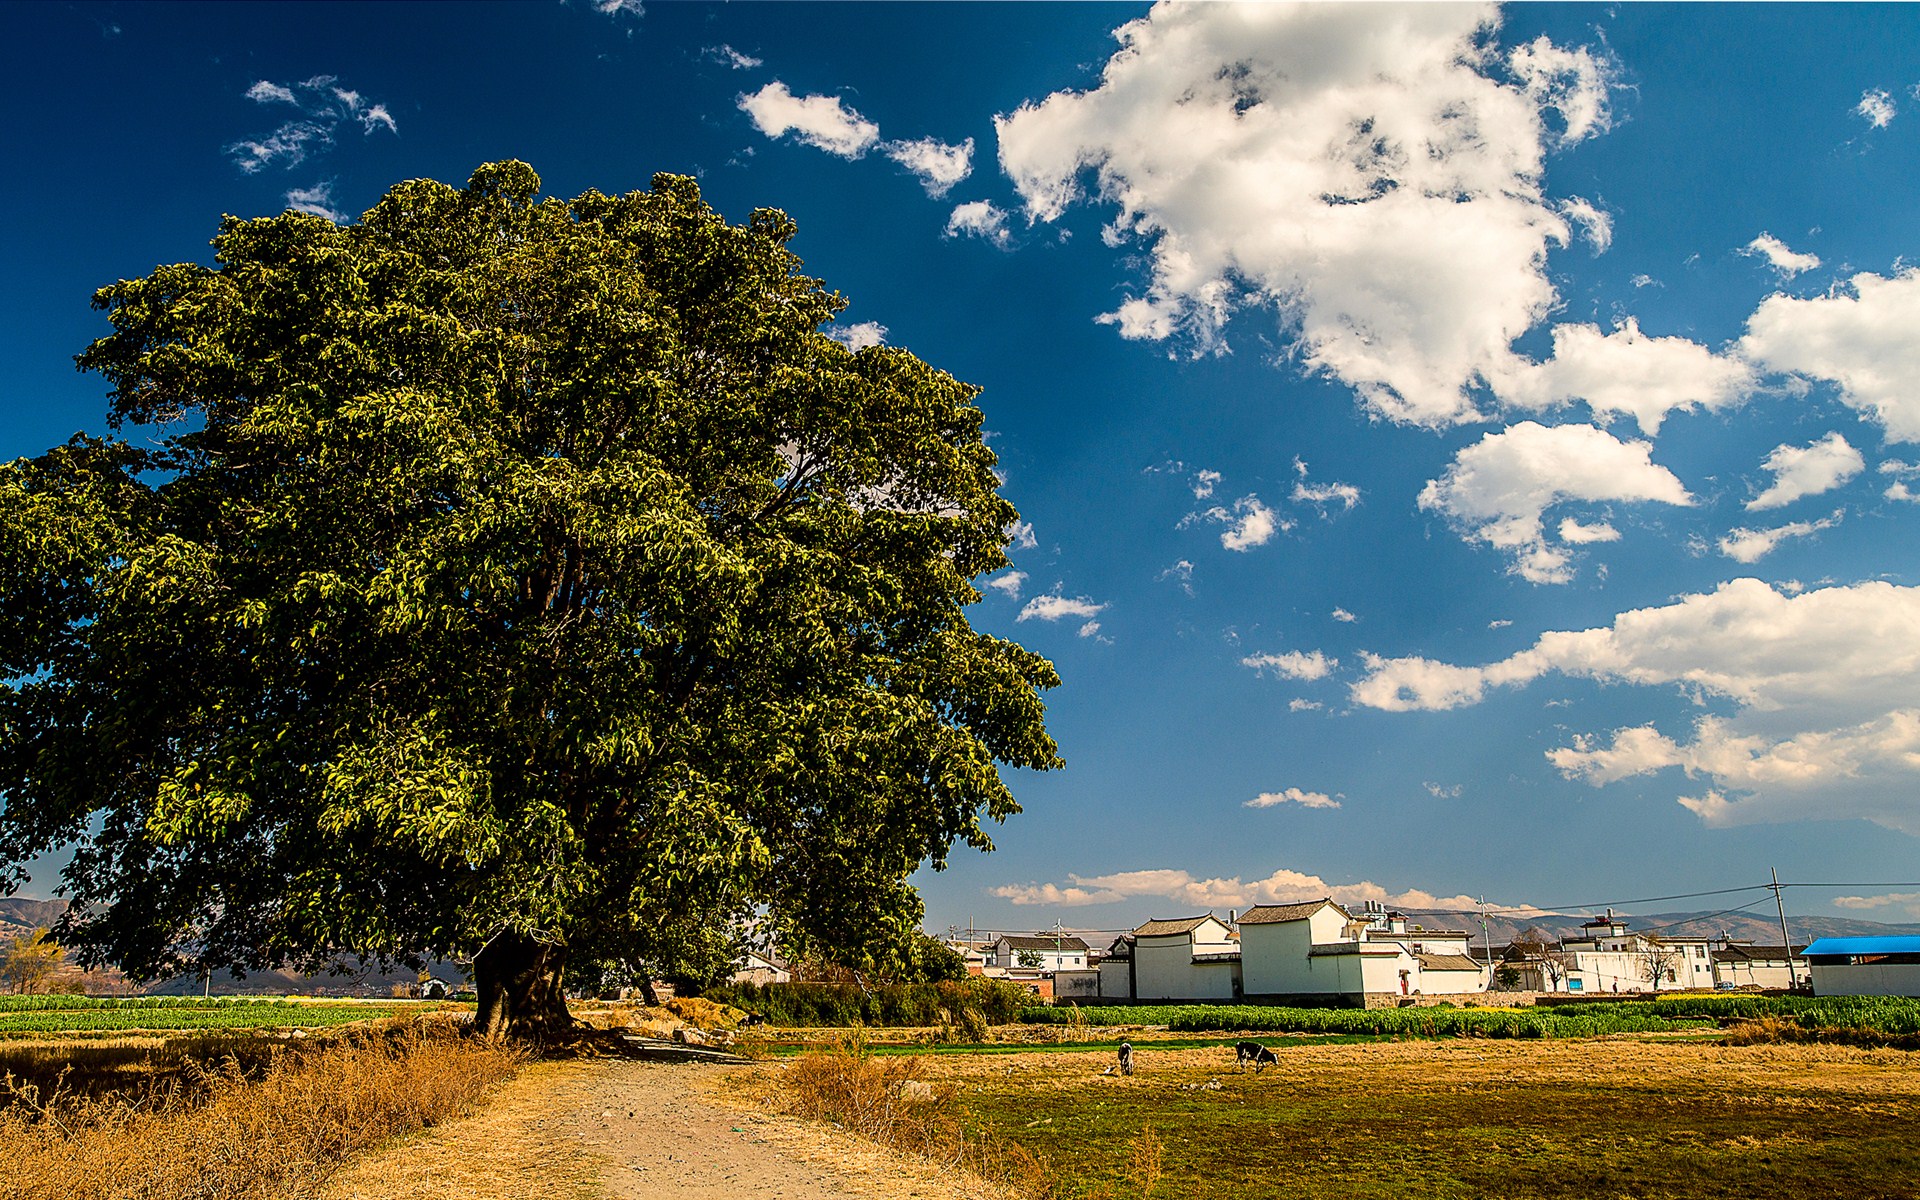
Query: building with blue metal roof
1800 936 1920 998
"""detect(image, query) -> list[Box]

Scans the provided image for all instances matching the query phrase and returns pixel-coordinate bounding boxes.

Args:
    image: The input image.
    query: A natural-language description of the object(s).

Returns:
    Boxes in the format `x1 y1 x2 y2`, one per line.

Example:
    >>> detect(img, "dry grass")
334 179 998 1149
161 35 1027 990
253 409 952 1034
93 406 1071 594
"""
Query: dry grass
775 1037 1163 1200
0 1017 524 1200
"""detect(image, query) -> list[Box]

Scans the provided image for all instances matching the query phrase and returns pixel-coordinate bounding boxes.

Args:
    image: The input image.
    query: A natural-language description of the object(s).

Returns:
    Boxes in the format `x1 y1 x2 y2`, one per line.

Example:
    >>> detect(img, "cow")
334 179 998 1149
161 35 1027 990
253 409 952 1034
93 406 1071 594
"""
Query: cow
1235 1040 1278 1071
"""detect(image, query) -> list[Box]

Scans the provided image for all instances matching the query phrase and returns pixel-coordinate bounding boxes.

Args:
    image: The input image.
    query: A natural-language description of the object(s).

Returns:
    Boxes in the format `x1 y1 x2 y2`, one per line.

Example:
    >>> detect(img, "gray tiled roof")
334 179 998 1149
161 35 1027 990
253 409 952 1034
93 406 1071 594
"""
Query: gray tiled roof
1235 899 1348 925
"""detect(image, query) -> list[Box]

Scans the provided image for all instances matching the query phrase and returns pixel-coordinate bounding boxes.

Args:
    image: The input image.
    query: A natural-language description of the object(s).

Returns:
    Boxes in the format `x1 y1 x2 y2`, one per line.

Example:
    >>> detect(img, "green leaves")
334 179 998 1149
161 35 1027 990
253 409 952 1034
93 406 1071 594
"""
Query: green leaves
1 161 1059 989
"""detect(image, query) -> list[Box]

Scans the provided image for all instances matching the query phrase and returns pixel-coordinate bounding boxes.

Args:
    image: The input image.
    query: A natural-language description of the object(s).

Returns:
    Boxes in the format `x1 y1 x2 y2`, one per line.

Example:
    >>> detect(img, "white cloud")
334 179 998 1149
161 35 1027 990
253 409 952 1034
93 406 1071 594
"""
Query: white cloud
1833 892 1920 918
1741 270 1920 442
1246 787 1340 810
737 82 880 158
705 44 762 70
1191 469 1221 499
1018 592 1106 624
593 0 645 16
1157 560 1195 595
995 5 1618 427
1746 433 1863 510
285 181 347 223
1717 510 1843 564
1743 233 1822 277
227 76 396 174
827 321 888 352
1559 196 1612 253
1291 460 1360 511
1417 421 1694 583
1241 650 1335 681
1331 607 1358 623
986 570 1026 599
1424 781 1464 799
1887 482 1920 504
993 865 1486 912
1507 35 1617 144
1006 520 1037 550
1353 578 1920 832
1557 517 1619 544
1857 87 1897 128
1490 319 1754 435
1289 698 1323 712
1194 495 1285 551
945 200 1011 247
883 137 974 197
246 80 297 105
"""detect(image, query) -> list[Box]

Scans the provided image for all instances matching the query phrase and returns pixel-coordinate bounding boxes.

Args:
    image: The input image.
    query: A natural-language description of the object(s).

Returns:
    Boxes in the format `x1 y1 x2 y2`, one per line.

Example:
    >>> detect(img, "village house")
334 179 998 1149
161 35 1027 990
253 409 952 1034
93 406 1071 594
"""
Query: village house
1126 914 1241 1002
1801 936 1920 997
730 949 791 986
1101 901 1488 1004
1554 911 1715 994
1710 941 1806 990
987 933 1091 972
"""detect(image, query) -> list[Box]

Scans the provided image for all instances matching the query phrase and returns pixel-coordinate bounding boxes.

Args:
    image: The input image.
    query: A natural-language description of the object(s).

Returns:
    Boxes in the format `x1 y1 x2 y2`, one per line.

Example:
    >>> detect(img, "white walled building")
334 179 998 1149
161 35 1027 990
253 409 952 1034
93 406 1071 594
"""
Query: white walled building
988 934 1090 972
1238 900 1487 1003
1556 911 1715 994
1127 914 1241 1002
1710 942 1805 990
1802 937 1920 997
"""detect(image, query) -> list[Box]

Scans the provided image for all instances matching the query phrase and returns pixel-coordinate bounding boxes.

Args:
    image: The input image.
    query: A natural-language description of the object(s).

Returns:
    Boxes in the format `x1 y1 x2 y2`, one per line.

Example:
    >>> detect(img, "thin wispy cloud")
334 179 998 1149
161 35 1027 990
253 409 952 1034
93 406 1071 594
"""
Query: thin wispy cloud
229 75 397 174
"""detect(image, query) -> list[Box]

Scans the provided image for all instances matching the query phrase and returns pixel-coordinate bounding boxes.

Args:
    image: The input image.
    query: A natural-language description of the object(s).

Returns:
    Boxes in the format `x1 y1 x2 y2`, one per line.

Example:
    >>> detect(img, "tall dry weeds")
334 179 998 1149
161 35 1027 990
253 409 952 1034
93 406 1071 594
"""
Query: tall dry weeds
0 1018 523 1200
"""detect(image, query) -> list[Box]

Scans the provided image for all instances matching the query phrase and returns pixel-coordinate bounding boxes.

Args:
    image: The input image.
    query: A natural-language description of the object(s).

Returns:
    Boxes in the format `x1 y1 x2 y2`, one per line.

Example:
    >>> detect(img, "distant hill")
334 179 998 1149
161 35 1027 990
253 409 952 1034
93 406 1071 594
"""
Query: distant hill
0 897 68 941
1400 907 1920 949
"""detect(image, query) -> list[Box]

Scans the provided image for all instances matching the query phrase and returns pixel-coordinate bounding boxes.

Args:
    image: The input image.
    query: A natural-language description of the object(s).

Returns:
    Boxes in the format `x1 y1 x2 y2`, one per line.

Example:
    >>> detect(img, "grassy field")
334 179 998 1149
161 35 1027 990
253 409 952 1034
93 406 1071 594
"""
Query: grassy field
902 1038 1920 1200
0 995 462 1036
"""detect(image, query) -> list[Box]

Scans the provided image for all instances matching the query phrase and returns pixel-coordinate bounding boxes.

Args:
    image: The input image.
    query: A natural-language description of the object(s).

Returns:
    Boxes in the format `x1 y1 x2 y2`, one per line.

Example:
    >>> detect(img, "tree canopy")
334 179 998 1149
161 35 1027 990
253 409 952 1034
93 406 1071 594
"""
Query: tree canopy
0 162 1060 1035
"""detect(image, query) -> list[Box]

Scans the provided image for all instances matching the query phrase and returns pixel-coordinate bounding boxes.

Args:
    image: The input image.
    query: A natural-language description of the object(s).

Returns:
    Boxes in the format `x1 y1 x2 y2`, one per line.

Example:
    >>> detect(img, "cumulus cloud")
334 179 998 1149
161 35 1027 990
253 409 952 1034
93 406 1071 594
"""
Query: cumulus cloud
227 75 396 174
986 570 1026 599
1187 495 1286 551
1417 421 1694 583
737 82 880 158
1246 787 1340 809
1833 892 1920 917
1559 196 1612 253
1191 469 1221 499
883 136 974 196
593 0 645 15
1857 87 1897 128
1557 517 1619 544
1717 510 1843 563
993 865 1486 912
1490 319 1754 435
1352 578 1920 832
1747 433 1863 510
995 4 1618 426
1741 270 1920 442
1743 233 1822 277
1006 520 1038 550
827 321 888 352
1332 607 1358 623
1289 698 1323 712
1241 650 1335 681
1018 592 1106 624
945 200 1011 247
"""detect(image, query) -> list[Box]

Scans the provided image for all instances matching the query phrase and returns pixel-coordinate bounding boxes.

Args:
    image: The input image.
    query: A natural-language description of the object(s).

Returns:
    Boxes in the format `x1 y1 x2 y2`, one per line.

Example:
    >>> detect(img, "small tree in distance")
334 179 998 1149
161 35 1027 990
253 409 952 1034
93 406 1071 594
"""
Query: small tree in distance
1637 937 1685 992
0 927 64 994
0 163 1062 1037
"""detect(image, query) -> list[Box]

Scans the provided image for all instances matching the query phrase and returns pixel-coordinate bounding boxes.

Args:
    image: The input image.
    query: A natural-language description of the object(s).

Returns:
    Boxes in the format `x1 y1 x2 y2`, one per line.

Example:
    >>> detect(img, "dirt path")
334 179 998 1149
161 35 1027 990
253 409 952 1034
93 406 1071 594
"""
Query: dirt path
319 1056 995 1200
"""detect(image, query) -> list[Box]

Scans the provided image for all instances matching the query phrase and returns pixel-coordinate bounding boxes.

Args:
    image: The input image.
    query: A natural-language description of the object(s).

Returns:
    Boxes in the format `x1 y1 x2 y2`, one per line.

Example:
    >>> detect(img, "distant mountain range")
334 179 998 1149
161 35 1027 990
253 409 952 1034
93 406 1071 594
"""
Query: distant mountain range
1398 907 1920 951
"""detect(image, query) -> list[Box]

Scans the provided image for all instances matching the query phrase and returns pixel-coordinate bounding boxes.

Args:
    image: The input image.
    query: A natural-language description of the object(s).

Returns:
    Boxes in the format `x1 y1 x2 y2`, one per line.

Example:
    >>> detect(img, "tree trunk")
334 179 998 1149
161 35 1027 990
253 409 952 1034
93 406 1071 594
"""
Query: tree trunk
473 929 574 1041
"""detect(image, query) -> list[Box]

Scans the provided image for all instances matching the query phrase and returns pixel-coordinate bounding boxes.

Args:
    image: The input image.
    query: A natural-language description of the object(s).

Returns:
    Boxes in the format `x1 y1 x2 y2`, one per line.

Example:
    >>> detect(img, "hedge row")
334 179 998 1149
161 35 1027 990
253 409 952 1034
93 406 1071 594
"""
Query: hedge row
700 978 1035 1027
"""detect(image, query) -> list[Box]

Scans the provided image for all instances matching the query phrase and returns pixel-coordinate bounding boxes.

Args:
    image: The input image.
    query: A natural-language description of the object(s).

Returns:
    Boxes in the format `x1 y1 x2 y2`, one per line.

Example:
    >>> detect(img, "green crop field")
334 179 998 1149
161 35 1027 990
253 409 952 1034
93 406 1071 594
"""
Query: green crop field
1021 994 1920 1040
0 995 457 1035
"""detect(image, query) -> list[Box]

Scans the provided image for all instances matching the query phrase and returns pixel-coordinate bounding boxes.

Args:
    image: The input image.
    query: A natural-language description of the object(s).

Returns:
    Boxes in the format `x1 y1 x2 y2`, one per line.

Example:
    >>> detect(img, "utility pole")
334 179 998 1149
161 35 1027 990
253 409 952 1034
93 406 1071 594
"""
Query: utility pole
1770 866 1798 989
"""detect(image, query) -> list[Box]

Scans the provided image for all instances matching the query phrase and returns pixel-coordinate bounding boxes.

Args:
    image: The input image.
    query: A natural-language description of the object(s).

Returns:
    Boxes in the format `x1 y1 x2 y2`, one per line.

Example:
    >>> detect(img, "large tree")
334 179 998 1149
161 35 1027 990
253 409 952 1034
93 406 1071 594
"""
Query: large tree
0 162 1060 1037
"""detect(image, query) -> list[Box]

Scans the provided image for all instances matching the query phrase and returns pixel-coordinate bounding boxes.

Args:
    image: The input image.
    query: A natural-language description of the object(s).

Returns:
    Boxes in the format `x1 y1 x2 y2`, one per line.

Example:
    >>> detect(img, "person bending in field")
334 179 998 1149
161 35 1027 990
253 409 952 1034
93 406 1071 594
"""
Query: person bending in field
1117 1041 1134 1076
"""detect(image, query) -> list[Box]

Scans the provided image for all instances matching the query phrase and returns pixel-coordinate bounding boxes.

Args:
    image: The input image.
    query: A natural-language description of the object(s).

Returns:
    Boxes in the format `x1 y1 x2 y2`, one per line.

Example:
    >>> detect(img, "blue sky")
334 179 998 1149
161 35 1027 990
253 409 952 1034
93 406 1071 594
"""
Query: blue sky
8 2 1920 937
